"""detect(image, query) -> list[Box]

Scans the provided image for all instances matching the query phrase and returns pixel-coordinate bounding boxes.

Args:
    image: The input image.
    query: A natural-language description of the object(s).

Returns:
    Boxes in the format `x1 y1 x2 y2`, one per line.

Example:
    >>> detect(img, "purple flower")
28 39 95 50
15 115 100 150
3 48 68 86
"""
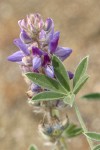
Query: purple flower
49 32 60 53
42 54 51 66
46 28 54 43
67 71 74 79
32 56 42 70
14 38 30 55
44 65 54 78
54 47 72 61
7 51 24 62
32 47 44 56
39 30 46 41
7 13 73 100
31 83 41 92
18 13 44 37
44 18 54 31
20 30 33 44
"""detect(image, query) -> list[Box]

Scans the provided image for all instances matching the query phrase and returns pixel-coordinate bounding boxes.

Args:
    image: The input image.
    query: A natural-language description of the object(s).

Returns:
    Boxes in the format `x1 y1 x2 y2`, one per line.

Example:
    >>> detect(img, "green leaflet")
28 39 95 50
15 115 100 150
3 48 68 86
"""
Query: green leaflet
82 93 100 100
84 132 100 141
93 145 100 150
63 123 83 138
29 145 38 150
32 91 66 101
26 73 67 94
73 56 89 87
63 93 75 107
73 74 89 94
52 55 70 91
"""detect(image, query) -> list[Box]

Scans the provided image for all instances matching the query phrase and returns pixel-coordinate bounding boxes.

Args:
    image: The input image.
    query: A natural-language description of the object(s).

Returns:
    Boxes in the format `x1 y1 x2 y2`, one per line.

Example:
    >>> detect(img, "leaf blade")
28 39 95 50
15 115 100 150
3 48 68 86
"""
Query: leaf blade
26 72 67 94
93 145 100 150
52 55 70 91
63 123 83 138
73 56 89 87
73 74 89 94
32 91 66 101
82 93 100 100
84 132 100 141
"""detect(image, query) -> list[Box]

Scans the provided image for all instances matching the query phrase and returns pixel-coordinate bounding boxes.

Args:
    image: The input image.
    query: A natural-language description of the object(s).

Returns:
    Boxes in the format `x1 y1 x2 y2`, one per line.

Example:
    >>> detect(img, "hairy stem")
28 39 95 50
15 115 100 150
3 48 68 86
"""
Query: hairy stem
74 102 94 150
59 137 68 150
56 137 68 150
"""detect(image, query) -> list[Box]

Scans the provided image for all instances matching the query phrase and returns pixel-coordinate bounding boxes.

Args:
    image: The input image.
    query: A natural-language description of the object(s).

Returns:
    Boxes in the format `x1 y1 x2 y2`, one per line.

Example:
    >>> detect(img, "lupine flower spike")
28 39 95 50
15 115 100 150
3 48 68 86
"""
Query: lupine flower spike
8 13 73 101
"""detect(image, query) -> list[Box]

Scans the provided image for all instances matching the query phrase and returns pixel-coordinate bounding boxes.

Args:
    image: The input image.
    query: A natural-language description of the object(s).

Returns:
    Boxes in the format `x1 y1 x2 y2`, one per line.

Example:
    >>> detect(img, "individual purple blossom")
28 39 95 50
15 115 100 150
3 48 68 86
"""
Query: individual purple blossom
7 51 24 62
42 54 51 66
49 32 60 53
32 47 44 56
44 65 54 78
20 30 33 44
32 56 42 70
14 38 30 55
44 18 54 31
31 83 41 92
54 46 72 61
68 71 74 79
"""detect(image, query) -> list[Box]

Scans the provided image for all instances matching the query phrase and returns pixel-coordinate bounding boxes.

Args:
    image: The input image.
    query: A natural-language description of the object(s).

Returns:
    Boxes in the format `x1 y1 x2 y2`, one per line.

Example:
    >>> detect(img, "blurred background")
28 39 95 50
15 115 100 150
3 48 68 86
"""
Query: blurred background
0 0 100 149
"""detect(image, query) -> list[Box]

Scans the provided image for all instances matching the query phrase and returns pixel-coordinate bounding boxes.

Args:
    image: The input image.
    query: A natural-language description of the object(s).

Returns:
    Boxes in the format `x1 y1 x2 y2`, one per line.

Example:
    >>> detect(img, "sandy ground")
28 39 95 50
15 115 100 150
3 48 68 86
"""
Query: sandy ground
0 0 100 149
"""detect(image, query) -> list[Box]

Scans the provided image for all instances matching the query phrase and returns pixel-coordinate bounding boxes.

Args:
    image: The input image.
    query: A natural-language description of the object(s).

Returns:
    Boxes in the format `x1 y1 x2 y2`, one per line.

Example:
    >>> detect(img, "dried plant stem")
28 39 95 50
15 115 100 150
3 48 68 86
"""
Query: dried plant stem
74 102 94 150
56 137 68 150
59 137 68 150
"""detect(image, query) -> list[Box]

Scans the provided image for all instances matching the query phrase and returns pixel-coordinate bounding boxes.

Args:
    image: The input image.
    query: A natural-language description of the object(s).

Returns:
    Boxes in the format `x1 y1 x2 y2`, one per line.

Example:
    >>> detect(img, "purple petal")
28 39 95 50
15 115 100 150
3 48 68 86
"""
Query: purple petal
7 51 24 62
32 56 42 70
54 47 72 61
32 47 44 56
49 32 60 53
67 71 74 79
46 28 54 43
20 30 33 44
44 18 54 31
39 30 46 40
18 19 27 29
34 13 44 30
44 65 54 78
31 83 41 92
14 38 30 55
42 54 51 66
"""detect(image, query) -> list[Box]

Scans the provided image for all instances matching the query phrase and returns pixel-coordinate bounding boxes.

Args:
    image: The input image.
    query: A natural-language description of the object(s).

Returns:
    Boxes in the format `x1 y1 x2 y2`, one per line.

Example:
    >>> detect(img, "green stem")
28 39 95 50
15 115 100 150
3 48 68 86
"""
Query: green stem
58 137 68 150
74 102 94 150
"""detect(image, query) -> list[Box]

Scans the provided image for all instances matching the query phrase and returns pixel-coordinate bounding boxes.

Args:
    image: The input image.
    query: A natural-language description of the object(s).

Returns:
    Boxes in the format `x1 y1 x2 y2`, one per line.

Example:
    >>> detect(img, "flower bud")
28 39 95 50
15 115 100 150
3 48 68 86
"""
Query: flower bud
20 30 33 44
32 56 42 70
44 18 54 31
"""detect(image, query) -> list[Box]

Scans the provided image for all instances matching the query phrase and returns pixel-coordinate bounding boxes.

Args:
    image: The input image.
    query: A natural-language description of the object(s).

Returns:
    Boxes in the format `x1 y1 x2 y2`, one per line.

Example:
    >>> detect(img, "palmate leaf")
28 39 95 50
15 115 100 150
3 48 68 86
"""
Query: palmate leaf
93 145 100 150
26 73 67 94
32 91 66 101
82 93 100 100
73 56 89 87
73 74 89 94
84 132 100 141
63 123 83 138
52 55 70 91
29 145 38 150
63 93 75 107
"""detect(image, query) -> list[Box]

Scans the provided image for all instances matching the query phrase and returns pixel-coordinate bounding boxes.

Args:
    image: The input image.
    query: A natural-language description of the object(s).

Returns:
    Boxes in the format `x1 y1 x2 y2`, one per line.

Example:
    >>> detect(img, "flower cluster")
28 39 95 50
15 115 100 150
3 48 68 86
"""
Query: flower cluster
39 115 69 140
8 13 73 100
